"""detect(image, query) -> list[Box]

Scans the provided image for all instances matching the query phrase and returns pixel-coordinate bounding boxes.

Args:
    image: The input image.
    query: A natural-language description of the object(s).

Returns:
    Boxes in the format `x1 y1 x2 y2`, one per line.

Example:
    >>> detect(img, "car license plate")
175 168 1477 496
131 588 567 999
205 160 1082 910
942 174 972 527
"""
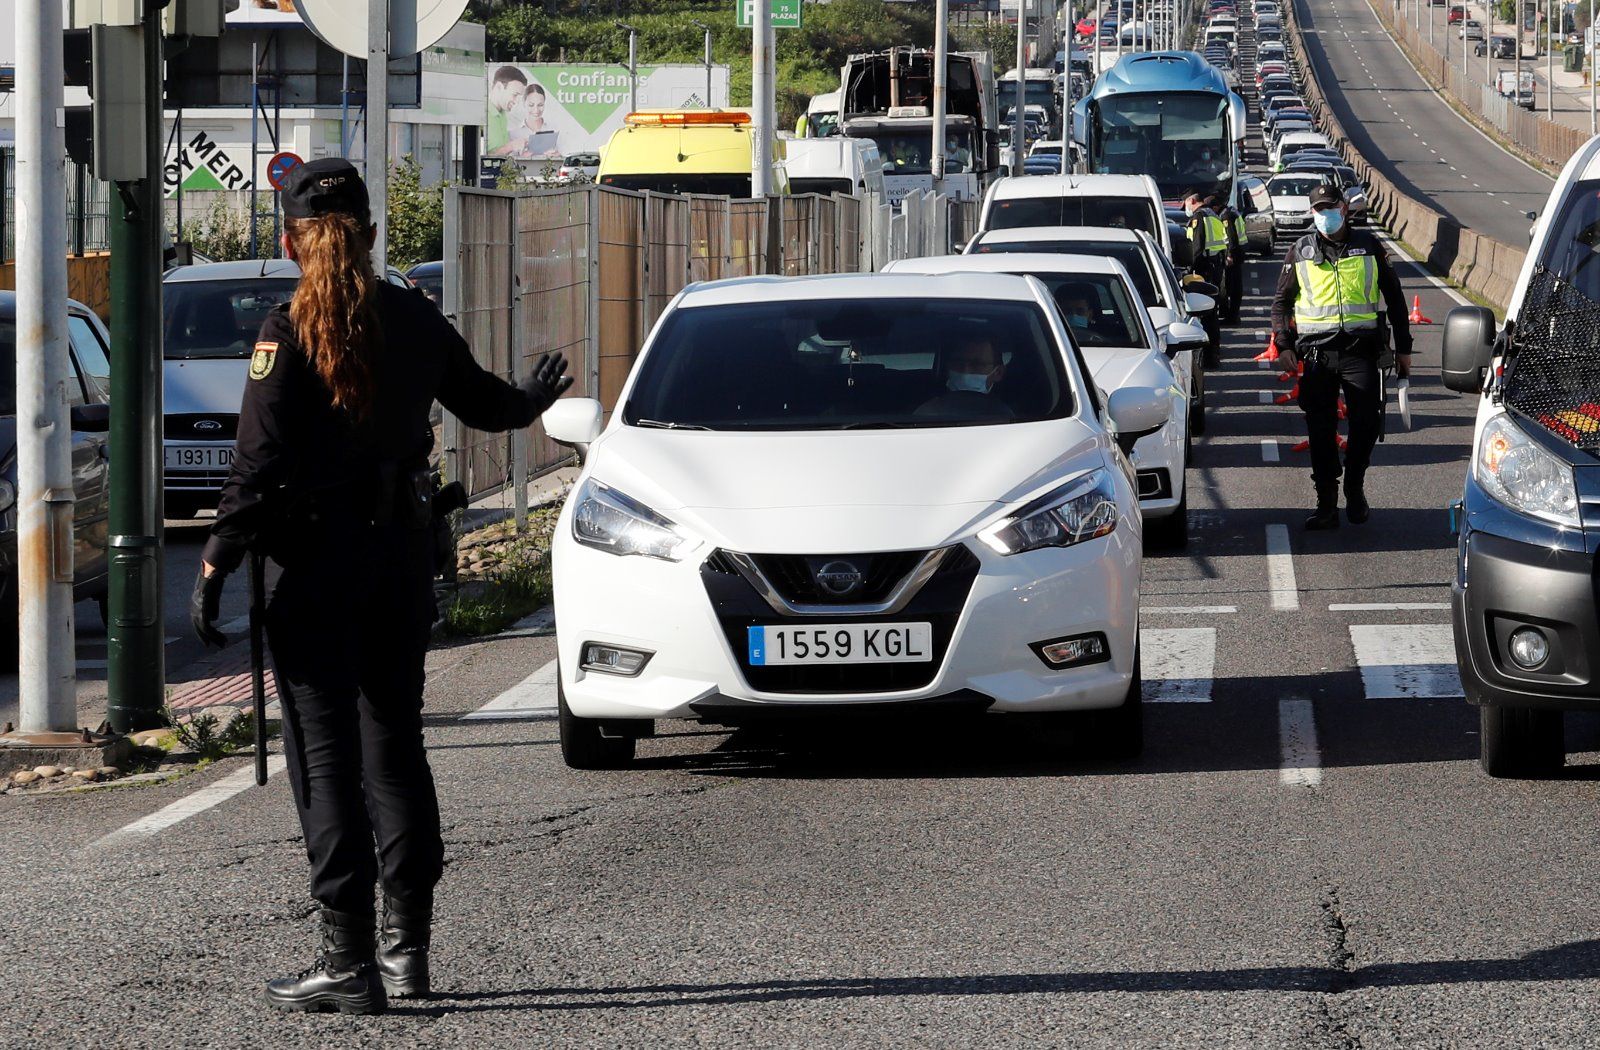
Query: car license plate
747 622 934 667
164 445 234 470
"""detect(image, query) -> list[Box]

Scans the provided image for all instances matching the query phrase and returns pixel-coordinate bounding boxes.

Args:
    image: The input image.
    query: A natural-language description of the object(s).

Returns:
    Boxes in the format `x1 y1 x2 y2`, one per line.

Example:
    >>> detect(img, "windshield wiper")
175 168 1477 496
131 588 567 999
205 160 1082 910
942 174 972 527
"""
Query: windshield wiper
631 418 712 431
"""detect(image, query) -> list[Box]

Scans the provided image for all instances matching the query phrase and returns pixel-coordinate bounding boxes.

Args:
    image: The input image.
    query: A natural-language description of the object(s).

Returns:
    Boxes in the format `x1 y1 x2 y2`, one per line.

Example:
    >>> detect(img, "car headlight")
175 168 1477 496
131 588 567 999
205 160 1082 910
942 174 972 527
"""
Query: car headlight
1475 412 1580 528
571 478 694 561
978 468 1120 555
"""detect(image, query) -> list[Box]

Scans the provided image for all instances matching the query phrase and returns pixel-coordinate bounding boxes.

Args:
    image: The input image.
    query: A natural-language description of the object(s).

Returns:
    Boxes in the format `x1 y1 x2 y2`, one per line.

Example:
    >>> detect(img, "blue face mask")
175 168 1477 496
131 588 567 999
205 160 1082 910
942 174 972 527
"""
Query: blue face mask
1067 313 1090 330
947 369 994 394
1314 208 1345 236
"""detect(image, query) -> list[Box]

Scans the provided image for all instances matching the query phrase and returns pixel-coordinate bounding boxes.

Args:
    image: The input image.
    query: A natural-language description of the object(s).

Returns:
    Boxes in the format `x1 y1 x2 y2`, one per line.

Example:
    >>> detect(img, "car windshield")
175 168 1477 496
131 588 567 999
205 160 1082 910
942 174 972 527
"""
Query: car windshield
875 128 975 175
163 278 298 360
1537 178 1600 301
622 297 1074 431
988 196 1158 238
973 239 1164 308
1270 175 1323 196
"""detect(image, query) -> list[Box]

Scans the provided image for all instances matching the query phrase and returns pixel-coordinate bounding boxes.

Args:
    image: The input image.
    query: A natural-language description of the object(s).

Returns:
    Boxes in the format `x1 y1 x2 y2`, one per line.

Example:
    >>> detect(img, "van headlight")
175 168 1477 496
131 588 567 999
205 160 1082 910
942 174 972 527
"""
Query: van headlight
1475 413 1580 528
571 478 694 561
978 468 1120 555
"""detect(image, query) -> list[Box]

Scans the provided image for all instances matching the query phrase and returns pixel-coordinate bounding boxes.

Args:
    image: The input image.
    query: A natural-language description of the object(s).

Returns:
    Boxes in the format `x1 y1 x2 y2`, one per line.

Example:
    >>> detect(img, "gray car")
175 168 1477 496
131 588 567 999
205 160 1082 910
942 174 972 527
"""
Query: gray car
0 293 113 648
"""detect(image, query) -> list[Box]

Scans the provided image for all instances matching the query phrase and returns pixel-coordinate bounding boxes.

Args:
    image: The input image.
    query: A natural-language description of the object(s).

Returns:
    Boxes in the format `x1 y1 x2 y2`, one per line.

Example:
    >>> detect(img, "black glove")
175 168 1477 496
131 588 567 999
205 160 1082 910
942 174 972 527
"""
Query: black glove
190 569 229 650
519 351 575 418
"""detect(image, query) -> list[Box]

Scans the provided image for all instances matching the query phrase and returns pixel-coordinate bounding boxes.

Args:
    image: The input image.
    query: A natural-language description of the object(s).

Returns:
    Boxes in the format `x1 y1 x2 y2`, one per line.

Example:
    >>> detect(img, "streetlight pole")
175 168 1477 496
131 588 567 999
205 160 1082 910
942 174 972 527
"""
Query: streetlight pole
1014 0 1028 173
751 3 773 194
1590 0 1595 133
1547 0 1554 115
934 0 950 186
691 21 714 108
616 23 639 115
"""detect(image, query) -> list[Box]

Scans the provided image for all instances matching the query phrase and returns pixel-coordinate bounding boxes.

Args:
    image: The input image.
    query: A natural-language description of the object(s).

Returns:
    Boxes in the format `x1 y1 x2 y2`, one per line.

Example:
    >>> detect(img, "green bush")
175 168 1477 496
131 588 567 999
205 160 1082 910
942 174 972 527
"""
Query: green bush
386 157 447 270
179 196 277 262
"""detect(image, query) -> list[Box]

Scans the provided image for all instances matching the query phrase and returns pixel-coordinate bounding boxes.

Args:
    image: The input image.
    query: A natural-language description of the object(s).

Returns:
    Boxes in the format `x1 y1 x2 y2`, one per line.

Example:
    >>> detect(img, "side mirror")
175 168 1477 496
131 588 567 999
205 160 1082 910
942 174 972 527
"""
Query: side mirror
69 403 110 433
1164 320 1209 356
1441 305 1496 394
1147 306 1179 332
1107 386 1171 454
543 397 604 451
1185 291 1217 313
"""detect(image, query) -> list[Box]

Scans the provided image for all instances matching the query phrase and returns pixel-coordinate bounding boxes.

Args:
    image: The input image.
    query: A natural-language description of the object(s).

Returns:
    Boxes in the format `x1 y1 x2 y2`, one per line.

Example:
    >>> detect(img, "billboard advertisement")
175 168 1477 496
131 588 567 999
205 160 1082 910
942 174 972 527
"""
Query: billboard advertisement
485 63 731 161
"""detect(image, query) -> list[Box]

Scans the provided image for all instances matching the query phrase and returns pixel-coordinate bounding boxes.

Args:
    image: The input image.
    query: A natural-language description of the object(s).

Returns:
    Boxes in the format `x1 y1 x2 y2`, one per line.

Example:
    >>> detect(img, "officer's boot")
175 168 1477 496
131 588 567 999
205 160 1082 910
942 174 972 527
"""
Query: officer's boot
1304 485 1340 531
1345 475 1370 524
265 908 386 1015
376 892 432 998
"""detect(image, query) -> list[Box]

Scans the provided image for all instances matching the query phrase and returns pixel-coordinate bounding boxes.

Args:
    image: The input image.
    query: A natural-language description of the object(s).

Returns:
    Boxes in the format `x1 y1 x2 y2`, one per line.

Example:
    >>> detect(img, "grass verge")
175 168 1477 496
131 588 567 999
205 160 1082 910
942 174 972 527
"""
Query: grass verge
438 510 559 638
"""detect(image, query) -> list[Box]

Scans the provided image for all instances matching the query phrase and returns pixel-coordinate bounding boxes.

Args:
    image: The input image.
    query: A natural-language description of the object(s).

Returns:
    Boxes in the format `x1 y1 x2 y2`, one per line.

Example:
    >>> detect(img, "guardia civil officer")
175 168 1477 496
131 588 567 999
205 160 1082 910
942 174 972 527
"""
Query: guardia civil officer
1213 193 1246 323
189 159 572 1014
1270 183 1412 530
1184 191 1229 353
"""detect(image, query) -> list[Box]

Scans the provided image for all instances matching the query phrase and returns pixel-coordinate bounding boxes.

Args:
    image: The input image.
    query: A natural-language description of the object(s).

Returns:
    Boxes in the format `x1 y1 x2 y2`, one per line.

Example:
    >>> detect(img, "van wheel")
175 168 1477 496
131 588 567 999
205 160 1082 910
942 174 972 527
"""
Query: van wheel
1479 705 1564 778
558 673 636 770
1191 369 1208 436
1096 647 1143 761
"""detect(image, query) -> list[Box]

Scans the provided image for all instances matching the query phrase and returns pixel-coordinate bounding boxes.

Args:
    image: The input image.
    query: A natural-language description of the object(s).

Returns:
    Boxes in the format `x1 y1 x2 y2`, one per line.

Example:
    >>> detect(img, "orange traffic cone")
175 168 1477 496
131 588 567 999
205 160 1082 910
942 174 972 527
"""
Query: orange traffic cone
1254 333 1281 362
1276 382 1299 404
1278 360 1303 382
1408 295 1433 324
1337 397 1348 421
1291 434 1348 453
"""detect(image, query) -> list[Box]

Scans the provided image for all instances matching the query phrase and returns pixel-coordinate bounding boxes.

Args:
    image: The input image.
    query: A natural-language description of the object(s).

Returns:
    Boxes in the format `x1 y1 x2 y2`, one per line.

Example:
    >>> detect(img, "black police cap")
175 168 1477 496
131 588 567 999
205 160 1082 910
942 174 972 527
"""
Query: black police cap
282 158 370 222
1308 184 1344 208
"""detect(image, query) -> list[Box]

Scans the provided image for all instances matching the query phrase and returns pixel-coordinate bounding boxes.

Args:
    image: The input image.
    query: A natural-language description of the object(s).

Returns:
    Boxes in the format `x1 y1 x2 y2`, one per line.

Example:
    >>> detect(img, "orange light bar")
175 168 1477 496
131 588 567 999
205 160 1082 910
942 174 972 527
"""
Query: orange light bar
624 110 752 127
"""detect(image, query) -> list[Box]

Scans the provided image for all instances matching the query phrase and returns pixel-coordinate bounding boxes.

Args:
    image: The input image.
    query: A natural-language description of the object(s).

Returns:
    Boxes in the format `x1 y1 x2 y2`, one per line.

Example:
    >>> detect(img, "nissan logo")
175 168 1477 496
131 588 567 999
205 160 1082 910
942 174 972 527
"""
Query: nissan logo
193 419 222 432
815 561 864 597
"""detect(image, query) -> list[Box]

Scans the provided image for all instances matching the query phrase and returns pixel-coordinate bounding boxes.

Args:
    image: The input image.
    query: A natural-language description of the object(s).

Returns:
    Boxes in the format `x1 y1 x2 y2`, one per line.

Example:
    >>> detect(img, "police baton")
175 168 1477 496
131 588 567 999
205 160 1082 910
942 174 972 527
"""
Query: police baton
248 551 269 787
1377 369 1388 444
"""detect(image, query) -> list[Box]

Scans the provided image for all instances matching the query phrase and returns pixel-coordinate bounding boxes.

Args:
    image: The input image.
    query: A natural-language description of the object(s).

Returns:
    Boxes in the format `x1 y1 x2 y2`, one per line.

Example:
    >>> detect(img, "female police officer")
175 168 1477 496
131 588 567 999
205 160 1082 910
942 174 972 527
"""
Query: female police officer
190 159 571 1014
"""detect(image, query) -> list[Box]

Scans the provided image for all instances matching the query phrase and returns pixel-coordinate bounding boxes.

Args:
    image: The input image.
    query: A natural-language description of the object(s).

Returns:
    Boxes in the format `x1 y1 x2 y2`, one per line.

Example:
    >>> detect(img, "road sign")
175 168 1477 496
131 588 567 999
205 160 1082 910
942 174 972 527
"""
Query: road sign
291 0 470 59
266 150 304 191
737 0 802 29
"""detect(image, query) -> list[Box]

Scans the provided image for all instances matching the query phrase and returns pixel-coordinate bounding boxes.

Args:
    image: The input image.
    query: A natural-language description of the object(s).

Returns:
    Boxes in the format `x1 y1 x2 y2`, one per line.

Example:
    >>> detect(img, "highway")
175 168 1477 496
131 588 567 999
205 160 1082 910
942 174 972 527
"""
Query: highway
1293 0 1556 244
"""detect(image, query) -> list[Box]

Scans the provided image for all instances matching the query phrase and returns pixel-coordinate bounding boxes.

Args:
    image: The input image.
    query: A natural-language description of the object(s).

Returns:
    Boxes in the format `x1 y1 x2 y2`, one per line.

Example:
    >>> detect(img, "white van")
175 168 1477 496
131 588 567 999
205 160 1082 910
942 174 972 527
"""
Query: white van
802 90 840 138
977 173 1179 264
1440 134 1600 778
783 136 886 199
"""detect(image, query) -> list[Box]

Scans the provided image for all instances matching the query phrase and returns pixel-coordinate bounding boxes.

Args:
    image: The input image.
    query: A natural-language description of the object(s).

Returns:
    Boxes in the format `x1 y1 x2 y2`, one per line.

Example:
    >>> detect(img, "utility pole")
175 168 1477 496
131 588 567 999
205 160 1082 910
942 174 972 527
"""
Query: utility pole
691 21 713 107
1547 0 1554 115
1094 0 1102 78
934 0 950 185
617 23 639 114
1590 0 1595 134
14 0 77 733
752 0 773 194
368 0 390 271
1014 0 1027 173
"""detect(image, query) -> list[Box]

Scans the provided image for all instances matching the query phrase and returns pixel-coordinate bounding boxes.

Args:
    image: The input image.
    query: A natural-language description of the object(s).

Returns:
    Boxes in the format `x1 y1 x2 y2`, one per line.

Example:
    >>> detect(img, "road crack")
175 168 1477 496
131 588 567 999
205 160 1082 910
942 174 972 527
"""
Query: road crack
1308 885 1364 1049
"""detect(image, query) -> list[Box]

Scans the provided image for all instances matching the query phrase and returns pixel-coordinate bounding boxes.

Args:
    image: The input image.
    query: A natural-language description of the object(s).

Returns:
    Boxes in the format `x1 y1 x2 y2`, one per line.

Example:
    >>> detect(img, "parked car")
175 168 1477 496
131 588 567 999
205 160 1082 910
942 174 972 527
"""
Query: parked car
558 151 601 182
0 293 112 648
1447 4 1465 23
406 260 444 308
545 272 1168 767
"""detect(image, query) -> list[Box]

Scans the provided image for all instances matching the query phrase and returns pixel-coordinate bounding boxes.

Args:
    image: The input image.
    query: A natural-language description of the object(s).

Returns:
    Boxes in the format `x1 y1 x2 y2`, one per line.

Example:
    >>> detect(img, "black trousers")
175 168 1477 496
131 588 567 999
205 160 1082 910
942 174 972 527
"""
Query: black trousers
267 524 443 916
1196 255 1226 353
1225 255 1244 319
1296 345 1383 496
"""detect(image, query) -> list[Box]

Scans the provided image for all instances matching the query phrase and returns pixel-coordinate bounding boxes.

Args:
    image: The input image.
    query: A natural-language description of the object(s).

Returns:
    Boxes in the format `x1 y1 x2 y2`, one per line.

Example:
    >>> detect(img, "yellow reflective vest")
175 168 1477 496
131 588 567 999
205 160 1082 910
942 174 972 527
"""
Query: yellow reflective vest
1193 212 1228 256
1291 237 1381 340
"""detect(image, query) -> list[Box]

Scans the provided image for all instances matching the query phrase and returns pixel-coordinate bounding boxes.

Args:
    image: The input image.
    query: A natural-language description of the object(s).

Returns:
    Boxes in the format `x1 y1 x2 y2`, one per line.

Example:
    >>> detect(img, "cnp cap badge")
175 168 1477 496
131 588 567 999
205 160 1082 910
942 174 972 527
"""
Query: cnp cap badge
250 341 278 381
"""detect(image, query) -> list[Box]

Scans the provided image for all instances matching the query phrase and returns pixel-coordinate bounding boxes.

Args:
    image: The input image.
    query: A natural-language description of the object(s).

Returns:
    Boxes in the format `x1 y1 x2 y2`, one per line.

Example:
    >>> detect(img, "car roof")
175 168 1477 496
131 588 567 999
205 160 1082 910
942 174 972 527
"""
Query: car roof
0 291 97 319
163 259 301 283
886 252 1134 280
988 173 1156 202
672 272 1049 309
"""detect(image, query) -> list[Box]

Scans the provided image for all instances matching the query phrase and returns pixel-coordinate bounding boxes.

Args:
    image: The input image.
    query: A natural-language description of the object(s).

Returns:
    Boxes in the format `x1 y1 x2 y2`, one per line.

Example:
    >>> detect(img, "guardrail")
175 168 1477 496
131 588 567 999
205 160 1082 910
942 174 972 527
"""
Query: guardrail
442 183 980 508
1287 0 1528 309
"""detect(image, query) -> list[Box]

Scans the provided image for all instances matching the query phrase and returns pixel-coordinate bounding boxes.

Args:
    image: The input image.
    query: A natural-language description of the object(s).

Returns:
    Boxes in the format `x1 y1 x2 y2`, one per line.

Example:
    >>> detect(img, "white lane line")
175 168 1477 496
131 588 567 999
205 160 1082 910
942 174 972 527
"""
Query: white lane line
1330 602 1450 611
96 756 289 846
1349 624 1463 699
1266 523 1299 611
1140 627 1216 703
1374 232 1472 307
1279 696 1322 787
1142 605 1237 614
1261 439 1281 462
462 658 559 721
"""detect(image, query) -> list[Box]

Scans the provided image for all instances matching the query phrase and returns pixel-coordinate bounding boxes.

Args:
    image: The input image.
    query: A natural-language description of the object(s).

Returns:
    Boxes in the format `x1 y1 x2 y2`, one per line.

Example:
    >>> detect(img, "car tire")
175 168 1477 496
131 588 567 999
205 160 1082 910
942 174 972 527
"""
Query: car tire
1478 704 1564 778
1191 369 1208 437
558 671 636 770
1096 647 1144 760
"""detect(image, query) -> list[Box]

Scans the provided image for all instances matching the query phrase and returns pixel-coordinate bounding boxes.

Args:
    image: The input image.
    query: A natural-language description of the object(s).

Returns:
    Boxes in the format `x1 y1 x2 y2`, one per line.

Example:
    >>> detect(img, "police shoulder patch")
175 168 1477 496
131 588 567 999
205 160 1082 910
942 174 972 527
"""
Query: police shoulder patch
249 341 278 381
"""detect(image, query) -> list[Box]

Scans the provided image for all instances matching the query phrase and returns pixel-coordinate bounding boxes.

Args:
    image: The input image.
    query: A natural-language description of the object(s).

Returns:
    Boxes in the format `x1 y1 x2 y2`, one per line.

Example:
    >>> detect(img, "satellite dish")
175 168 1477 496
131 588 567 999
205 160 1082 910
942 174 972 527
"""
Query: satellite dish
292 0 470 59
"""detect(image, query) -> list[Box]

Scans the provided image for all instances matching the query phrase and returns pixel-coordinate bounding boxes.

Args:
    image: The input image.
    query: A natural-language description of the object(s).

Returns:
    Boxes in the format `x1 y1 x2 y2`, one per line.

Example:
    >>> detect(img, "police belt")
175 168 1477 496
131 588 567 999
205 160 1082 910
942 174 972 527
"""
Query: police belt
275 460 437 537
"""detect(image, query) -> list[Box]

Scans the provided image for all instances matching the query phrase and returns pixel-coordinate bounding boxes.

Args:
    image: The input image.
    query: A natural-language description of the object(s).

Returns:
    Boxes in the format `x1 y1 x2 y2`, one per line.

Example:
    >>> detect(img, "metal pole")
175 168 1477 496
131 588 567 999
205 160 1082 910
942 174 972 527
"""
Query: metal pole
705 27 713 106
249 41 259 259
107 4 167 734
1547 0 1554 115
1590 0 1595 133
752 0 773 195
341 55 350 157
1486 0 1492 89
628 27 638 114
1094 0 1101 77
368 0 390 271
14 0 76 732
1014 0 1027 173
934 0 950 185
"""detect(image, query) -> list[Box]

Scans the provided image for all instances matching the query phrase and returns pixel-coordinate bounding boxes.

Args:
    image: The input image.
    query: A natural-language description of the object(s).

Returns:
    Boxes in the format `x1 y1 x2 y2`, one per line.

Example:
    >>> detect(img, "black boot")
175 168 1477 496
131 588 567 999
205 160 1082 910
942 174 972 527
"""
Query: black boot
265 909 386 1015
377 893 432 998
1345 479 1370 524
1304 488 1340 531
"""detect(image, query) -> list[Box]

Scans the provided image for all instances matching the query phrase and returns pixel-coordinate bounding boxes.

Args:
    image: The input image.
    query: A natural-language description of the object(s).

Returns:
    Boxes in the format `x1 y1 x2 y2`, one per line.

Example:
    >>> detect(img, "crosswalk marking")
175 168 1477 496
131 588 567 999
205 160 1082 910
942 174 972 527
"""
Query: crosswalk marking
1141 627 1216 703
1349 625 1462 699
1278 697 1322 788
463 658 560 720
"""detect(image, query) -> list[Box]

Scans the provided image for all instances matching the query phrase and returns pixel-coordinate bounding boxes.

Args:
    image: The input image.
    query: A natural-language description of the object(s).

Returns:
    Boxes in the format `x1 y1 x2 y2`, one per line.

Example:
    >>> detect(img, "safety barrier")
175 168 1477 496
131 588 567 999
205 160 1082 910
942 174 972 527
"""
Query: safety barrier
1287 1 1528 309
443 183 976 505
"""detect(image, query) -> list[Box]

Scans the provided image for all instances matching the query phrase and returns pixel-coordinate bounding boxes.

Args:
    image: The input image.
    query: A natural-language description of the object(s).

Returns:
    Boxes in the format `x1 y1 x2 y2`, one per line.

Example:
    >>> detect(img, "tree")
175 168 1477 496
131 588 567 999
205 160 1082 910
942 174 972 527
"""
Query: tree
386 157 446 269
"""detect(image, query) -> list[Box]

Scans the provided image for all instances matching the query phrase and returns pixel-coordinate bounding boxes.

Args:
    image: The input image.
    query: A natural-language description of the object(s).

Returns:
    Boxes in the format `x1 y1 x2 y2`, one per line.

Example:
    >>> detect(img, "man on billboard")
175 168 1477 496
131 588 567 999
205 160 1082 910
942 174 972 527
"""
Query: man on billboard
486 65 528 156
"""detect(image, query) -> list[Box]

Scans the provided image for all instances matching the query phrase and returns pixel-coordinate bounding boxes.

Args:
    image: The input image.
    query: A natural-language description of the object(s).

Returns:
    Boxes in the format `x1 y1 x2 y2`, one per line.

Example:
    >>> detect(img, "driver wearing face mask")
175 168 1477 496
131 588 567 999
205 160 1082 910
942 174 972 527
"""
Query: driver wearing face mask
916 333 1012 418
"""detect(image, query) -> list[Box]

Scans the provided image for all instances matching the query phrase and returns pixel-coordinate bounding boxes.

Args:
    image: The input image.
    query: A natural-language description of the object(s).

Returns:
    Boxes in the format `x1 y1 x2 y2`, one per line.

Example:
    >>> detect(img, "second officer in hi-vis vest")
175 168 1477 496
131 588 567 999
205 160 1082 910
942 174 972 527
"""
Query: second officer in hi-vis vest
1270 183 1412 530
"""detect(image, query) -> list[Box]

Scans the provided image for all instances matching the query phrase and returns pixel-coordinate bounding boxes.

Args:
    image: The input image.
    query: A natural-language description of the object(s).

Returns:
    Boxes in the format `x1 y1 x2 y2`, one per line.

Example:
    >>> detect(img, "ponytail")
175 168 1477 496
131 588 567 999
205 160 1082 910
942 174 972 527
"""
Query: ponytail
286 214 382 420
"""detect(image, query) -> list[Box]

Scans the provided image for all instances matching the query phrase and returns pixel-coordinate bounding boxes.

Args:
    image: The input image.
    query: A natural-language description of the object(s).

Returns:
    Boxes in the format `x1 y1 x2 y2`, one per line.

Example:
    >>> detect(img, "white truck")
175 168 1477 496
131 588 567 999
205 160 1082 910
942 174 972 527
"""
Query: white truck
1494 69 1535 110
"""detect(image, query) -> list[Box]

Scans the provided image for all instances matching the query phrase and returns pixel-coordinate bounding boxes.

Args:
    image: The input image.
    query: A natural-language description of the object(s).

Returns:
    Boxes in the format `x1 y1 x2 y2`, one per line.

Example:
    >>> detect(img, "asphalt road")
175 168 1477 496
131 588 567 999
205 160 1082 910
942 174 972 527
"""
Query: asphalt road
1293 0 1556 244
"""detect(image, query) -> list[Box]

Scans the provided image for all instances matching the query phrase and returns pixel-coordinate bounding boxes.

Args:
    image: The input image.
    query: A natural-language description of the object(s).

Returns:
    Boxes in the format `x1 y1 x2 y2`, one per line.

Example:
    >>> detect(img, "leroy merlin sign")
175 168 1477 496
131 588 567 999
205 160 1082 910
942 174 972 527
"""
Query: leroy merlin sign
163 130 256 197
737 0 802 29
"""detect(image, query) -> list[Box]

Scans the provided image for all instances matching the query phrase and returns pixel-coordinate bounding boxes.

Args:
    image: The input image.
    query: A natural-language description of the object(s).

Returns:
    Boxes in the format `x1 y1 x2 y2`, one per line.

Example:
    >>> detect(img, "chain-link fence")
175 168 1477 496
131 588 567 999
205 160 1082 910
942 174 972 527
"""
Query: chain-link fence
443 183 973 506
0 150 114 262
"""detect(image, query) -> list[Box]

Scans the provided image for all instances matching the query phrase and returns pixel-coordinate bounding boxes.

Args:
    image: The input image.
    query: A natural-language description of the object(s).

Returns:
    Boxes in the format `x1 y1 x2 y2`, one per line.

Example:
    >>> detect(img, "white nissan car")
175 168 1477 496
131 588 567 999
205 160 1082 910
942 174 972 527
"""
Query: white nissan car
883 253 1201 547
545 273 1170 769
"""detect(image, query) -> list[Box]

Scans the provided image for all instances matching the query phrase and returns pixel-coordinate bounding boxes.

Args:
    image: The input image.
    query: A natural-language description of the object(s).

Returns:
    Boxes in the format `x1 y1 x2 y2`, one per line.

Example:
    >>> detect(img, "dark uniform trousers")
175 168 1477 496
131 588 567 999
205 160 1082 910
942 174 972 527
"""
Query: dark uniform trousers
268 521 442 916
1295 341 1383 495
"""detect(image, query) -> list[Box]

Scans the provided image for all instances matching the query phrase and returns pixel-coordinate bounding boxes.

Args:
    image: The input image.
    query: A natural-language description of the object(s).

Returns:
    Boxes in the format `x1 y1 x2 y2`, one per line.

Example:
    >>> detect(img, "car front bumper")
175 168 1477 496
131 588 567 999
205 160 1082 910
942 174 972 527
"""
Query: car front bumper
554 524 1143 722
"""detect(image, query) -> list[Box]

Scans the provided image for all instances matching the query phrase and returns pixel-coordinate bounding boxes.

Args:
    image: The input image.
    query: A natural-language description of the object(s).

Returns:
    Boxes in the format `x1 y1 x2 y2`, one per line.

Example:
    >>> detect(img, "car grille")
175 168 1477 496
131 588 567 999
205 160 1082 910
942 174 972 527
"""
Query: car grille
746 550 928 605
700 544 981 695
165 414 239 441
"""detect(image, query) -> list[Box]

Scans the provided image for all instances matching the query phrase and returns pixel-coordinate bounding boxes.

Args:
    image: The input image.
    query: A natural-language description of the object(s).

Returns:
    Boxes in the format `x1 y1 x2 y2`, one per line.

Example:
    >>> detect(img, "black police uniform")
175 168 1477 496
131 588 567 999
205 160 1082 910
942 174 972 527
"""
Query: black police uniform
194 159 568 1010
1218 199 1245 322
1269 191 1412 524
